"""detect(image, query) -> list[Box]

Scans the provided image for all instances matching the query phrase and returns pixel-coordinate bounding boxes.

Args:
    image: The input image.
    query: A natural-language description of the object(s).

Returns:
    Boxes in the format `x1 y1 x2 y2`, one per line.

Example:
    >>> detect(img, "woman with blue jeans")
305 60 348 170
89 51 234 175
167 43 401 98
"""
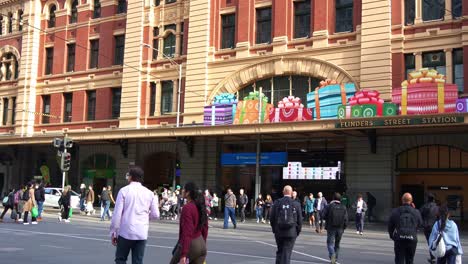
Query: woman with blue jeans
255 194 264 223
429 205 463 264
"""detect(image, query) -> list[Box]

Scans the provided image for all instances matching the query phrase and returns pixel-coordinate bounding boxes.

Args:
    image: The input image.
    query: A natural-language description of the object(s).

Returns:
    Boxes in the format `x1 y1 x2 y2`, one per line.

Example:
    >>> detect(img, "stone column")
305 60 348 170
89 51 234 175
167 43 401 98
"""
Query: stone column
6 97 13 125
444 0 452 20
415 0 422 23
1 61 6 81
172 79 178 113
445 49 453 83
158 30 164 59
175 23 181 57
415 52 422 70
155 81 161 116
0 98 4 126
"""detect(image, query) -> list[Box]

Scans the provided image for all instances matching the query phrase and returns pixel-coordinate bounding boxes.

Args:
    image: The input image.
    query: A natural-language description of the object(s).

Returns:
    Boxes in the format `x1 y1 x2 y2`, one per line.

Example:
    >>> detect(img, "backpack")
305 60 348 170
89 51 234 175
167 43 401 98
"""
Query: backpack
2 196 9 206
396 207 417 241
22 189 30 201
14 190 20 204
421 203 439 228
276 198 297 229
329 203 347 227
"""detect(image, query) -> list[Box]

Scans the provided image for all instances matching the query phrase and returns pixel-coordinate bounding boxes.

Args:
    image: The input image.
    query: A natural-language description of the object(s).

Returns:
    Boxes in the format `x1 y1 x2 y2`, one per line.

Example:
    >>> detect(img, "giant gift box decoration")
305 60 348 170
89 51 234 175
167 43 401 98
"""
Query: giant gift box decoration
203 93 237 126
233 91 273 124
456 98 468 113
338 90 398 118
306 79 356 120
392 68 458 115
269 96 313 122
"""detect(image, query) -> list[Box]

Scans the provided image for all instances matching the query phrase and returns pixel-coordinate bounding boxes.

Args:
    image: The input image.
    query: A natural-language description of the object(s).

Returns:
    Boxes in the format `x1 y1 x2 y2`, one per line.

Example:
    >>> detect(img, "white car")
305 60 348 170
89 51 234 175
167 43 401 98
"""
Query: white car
44 187 81 209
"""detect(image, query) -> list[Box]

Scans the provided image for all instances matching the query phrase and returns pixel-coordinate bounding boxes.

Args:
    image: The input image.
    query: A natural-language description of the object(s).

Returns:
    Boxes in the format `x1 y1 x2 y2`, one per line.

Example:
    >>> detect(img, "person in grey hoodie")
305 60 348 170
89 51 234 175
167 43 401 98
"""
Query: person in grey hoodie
429 205 463 264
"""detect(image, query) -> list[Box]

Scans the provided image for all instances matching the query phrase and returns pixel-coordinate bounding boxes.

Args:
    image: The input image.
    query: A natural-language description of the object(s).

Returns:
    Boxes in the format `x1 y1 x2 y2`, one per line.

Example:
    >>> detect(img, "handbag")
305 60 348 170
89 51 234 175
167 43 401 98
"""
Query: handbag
68 207 73 218
456 254 462 264
31 206 39 218
430 221 446 258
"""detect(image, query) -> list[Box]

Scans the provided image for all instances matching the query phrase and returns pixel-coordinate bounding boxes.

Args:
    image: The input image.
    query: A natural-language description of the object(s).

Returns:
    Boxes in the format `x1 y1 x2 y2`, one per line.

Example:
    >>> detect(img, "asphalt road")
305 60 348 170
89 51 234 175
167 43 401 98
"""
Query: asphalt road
0 212 467 264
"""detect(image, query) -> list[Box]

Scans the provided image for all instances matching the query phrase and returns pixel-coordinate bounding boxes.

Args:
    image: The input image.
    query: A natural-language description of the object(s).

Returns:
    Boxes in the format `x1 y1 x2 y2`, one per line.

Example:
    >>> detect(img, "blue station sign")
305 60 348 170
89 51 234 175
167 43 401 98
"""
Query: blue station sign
221 152 287 166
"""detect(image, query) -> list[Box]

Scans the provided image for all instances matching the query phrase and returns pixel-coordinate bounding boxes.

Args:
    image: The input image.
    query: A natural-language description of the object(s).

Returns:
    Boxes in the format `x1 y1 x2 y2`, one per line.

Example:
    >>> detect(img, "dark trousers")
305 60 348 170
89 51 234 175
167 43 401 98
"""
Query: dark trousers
355 213 364 232
424 226 435 261
264 207 272 221
315 210 324 230
240 205 246 222
211 206 219 218
0 205 12 219
368 206 374 222
394 240 417 264
223 207 237 228
437 247 458 264
115 236 146 264
326 228 344 259
170 236 207 264
62 205 70 220
23 211 36 223
275 235 296 264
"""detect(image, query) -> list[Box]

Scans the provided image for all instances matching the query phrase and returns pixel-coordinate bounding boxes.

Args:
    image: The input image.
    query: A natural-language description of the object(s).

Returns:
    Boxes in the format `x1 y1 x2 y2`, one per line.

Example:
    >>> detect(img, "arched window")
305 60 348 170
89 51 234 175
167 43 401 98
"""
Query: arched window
70 0 78 24
0 53 19 81
48 5 56 28
0 17 3 36
238 75 321 106
117 0 126 14
7 13 13 33
17 10 23 31
163 32 176 57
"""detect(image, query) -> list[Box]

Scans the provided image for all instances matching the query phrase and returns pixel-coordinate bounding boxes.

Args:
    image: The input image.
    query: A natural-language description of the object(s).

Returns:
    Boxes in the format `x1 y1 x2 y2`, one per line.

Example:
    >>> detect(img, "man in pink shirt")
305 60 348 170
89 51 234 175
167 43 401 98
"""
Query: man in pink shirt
110 167 160 264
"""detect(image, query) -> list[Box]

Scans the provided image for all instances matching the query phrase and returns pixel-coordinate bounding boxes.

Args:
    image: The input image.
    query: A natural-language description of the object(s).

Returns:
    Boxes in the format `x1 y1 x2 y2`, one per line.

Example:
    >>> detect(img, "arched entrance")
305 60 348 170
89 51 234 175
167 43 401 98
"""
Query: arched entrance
207 57 359 104
81 154 116 203
143 152 176 191
396 145 468 221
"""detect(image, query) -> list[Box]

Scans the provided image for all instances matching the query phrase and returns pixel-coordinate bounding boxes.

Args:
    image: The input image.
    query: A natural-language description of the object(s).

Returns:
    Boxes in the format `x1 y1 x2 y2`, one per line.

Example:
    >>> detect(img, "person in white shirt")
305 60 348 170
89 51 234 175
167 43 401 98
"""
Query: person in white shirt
352 194 368 235
314 192 328 233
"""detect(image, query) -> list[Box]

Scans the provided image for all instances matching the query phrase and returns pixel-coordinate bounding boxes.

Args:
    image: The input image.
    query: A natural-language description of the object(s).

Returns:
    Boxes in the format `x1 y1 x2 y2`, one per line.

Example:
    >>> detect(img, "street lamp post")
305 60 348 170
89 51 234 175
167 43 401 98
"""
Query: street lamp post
141 43 182 128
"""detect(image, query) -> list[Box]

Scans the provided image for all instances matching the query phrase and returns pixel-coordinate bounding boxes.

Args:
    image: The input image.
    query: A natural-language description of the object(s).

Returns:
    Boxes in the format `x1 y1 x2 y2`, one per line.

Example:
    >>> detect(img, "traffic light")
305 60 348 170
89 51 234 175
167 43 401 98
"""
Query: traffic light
64 138 73 149
53 138 62 148
60 152 71 172
176 159 181 169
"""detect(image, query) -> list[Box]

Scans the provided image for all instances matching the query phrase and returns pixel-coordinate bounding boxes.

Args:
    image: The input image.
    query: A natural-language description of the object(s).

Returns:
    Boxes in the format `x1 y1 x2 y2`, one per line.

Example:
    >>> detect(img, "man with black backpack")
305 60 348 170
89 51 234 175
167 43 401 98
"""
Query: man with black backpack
323 192 348 264
388 193 423 264
420 193 439 264
270 185 302 264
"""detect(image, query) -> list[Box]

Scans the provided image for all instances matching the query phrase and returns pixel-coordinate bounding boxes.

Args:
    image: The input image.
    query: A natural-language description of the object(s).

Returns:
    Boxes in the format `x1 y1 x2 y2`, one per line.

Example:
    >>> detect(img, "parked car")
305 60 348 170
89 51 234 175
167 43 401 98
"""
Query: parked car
44 187 80 209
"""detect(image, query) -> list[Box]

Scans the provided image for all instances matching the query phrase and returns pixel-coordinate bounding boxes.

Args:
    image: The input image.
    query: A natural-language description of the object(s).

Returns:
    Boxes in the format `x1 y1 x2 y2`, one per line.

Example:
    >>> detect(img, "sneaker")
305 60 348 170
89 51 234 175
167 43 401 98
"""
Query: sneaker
214 218 217 221
64 219 70 223
23 222 29 225
360 232 363 236
18 219 23 223
356 231 360 234
209 217 212 220
233 223 237 229
58 216 62 222
256 220 259 223
31 221 38 225
330 254 337 264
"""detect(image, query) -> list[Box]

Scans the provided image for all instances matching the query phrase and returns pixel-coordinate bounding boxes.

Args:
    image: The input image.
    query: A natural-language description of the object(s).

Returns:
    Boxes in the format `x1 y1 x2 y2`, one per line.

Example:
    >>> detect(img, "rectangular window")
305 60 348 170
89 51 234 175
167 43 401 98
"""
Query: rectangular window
2 98 8 125
422 0 445 21
453 48 464 93
404 53 415 79
87 90 96 121
67 44 75 72
336 0 353 33
93 0 101 19
452 0 462 19
422 50 446 75
150 82 156 116
165 0 176 4
111 88 121 119
117 0 127 14
153 27 159 60
63 93 73 123
294 0 311 38
155 0 160 6
221 14 236 49
161 81 173 114
42 95 51 124
89 40 99 69
114 35 125 65
256 7 272 44
180 22 184 56
11 97 15 125
45 47 54 75
405 0 415 25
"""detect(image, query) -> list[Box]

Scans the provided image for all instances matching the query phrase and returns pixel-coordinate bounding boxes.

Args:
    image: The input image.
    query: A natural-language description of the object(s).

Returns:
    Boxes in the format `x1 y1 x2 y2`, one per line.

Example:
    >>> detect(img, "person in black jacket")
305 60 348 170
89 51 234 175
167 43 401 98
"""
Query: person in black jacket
420 193 439 263
58 185 72 223
238 189 248 223
34 181 45 221
270 185 302 264
0 189 15 222
323 193 348 264
388 193 423 264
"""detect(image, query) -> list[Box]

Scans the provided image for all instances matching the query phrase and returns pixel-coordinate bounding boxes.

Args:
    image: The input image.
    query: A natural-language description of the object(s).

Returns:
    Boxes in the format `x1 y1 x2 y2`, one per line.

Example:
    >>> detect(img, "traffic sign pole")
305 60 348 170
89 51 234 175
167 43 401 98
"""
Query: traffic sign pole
62 147 67 190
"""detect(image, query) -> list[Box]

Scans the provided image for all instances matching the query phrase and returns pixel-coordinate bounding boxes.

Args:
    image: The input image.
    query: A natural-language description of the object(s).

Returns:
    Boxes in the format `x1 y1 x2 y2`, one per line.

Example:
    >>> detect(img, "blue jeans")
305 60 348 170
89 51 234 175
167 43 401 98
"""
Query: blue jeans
437 247 458 264
355 213 364 232
37 201 44 218
327 228 344 259
256 207 263 221
115 236 146 264
101 200 111 220
223 207 236 229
